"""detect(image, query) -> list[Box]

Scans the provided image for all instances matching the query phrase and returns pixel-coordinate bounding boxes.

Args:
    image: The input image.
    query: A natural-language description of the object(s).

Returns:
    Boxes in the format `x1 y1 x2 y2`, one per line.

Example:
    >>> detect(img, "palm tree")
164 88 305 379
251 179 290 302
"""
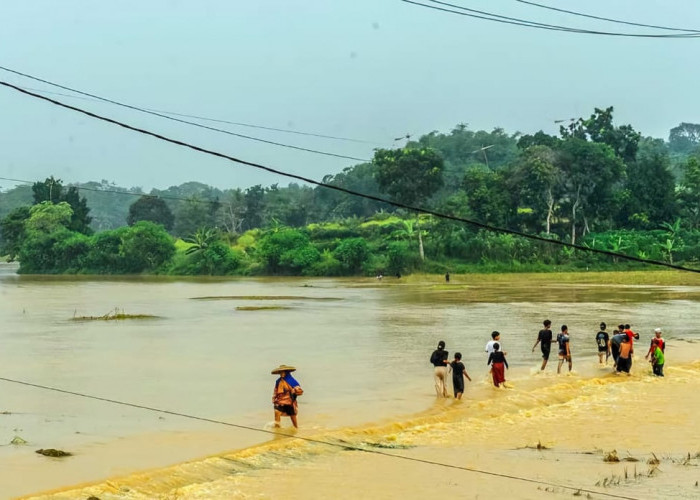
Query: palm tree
185 227 219 255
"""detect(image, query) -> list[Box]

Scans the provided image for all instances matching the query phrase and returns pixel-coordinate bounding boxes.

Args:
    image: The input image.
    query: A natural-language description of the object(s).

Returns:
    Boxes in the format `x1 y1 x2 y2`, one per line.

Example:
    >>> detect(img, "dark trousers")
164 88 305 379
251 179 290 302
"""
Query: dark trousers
653 363 664 377
617 357 631 373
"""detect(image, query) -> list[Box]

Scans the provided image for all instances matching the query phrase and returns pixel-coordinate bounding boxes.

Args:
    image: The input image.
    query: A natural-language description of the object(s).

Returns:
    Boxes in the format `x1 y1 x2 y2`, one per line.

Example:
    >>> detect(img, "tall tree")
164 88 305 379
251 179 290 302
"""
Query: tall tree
678 157 700 229
372 147 444 260
243 185 266 230
32 177 92 234
557 138 625 243
620 138 677 228
560 107 641 164
127 196 174 230
509 145 561 234
669 122 700 155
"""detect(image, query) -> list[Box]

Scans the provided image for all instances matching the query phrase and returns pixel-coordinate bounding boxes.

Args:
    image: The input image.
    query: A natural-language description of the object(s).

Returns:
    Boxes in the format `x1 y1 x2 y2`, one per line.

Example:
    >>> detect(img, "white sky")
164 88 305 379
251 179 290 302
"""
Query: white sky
0 0 699 191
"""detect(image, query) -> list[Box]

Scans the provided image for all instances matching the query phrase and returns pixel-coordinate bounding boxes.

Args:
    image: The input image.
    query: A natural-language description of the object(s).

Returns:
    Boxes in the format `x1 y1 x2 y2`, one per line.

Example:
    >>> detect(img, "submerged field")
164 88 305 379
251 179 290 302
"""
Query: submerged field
1 267 698 499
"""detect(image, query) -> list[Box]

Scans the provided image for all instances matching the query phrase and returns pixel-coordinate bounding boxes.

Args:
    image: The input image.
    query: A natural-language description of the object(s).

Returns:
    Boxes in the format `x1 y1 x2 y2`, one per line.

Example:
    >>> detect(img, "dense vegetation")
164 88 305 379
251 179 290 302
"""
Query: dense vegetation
1 107 700 275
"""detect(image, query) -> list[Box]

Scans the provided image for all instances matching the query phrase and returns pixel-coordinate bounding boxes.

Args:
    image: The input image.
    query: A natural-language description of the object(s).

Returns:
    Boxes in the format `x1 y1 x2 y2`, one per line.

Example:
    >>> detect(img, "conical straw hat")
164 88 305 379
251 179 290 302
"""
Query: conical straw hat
271 364 297 374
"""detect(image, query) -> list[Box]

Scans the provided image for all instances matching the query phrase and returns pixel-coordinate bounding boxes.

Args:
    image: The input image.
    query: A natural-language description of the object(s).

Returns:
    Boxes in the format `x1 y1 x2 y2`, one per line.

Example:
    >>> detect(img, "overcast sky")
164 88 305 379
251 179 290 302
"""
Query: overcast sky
1 0 699 192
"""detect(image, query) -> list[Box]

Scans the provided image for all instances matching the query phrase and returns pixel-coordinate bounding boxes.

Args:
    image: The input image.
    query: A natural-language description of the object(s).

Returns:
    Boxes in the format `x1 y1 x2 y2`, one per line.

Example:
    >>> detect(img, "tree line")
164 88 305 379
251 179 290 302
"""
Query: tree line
1 107 700 275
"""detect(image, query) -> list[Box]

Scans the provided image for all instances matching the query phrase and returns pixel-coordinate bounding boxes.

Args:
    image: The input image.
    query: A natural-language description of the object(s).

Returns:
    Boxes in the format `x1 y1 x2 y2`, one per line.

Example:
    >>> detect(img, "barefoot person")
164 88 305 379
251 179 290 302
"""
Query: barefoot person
271 364 303 428
557 325 572 374
617 337 633 375
646 328 666 360
611 327 625 369
450 352 472 399
532 319 553 371
487 342 508 387
430 340 449 397
596 322 610 365
649 338 665 377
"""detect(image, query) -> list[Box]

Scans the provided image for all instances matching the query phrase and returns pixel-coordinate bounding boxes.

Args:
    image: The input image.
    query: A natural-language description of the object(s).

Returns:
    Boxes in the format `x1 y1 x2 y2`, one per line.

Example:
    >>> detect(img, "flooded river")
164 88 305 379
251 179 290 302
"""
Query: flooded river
1 264 700 499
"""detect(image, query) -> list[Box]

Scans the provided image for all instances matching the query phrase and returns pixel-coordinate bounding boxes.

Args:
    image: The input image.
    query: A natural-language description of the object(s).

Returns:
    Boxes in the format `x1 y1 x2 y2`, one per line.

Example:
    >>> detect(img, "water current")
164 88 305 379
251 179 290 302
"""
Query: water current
1 264 699 499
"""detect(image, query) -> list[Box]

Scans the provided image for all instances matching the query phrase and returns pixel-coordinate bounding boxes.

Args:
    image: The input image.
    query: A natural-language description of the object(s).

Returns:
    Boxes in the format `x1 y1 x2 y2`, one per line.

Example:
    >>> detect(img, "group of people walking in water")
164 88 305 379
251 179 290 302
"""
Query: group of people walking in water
429 320 667 397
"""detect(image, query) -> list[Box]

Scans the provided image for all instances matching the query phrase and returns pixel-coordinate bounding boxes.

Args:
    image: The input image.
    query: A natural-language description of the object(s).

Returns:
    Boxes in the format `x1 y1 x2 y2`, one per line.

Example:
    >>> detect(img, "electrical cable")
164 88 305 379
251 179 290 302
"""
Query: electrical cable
0 375 641 500
401 0 700 38
515 0 700 34
2 80 698 274
15 85 380 145
0 66 370 162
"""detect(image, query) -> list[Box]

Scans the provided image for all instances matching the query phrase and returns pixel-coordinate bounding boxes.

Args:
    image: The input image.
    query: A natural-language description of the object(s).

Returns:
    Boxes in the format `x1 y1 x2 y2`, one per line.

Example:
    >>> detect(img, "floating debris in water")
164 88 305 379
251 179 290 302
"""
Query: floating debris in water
36 448 72 457
361 441 415 450
191 295 341 301
236 306 292 311
10 435 27 445
71 308 160 321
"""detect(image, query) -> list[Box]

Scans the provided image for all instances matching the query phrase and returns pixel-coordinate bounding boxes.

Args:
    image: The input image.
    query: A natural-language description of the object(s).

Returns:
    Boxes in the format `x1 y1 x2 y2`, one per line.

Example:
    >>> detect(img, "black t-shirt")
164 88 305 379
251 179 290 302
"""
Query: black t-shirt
430 349 448 367
557 333 570 353
596 331 609 350
451 361 466 380
488 351 509 368
538 329 553 348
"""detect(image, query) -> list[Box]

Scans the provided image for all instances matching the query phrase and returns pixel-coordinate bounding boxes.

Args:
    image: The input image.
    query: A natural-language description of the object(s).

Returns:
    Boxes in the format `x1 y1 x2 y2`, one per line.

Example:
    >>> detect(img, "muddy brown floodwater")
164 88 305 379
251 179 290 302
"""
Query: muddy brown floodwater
1 264 699 499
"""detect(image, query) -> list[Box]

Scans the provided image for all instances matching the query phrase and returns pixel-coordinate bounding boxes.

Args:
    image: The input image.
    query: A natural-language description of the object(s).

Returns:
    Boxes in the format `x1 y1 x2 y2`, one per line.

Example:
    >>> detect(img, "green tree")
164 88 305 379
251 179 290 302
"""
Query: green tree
560 107 641 164
0 206 31 260
557 138 625 244
243 185 266 230
509 145 561 234
462 167 512 228
32 177 92 234
127 196 174 230
119 221 175 273
669 122 700 155
678 157 700 229
619 138 677 228
333 237 369 274
182 241 240 275
26 202 73 233
173 196 220 237
257 228 319 274
373 147 444 260
184 227 220 255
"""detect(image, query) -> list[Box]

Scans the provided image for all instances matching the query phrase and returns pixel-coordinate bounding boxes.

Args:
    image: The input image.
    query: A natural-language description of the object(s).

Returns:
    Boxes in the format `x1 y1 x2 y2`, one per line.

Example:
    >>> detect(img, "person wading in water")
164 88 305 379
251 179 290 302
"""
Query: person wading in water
430 340 449 397
271 364 303 428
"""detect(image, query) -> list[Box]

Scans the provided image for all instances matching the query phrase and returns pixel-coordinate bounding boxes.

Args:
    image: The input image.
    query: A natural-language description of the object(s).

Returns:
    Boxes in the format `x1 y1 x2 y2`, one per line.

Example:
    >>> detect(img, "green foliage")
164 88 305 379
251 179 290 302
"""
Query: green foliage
373 147 444 207
184 227 220 255
178 241 241 275
127 196 174 230
32 177 92 234
332 237 369 274
0 206 31 260
18 229 77 273
386 241 418 274
26 202 73 233
118 221 176 273
257 228 320 275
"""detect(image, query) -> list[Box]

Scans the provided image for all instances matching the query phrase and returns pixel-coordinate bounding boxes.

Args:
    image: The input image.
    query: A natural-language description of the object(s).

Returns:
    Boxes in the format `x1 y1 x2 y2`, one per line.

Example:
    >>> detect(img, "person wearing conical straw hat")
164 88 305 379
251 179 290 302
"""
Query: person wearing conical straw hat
271 364 303 428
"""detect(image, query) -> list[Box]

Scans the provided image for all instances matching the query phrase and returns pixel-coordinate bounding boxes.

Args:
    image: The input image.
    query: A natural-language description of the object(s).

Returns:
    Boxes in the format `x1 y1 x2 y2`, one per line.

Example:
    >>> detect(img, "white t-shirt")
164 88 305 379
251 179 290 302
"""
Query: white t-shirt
485 340 501 354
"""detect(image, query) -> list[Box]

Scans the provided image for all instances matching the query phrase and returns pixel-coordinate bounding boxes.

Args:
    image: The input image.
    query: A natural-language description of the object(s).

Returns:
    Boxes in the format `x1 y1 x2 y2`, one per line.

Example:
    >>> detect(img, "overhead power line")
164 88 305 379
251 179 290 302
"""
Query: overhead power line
15 85 380 145
515 0 700 33
0 375 641 500
401 0 700 38
0 66 370 163
2 80 698 274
